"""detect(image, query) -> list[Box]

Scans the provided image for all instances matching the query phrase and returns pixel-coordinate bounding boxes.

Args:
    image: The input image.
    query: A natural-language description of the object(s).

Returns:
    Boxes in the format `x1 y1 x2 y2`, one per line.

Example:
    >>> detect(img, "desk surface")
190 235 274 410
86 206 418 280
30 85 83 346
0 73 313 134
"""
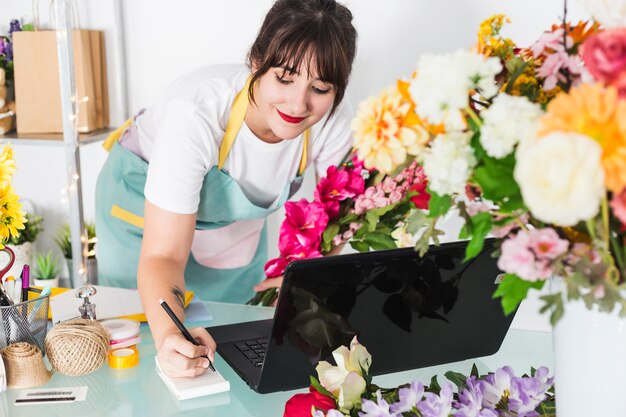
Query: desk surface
2 302 554 417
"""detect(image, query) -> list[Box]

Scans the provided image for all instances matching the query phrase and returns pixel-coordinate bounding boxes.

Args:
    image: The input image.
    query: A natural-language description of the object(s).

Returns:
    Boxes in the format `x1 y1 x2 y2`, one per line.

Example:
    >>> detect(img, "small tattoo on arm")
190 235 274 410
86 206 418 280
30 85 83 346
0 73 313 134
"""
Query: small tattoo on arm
171 286 185 309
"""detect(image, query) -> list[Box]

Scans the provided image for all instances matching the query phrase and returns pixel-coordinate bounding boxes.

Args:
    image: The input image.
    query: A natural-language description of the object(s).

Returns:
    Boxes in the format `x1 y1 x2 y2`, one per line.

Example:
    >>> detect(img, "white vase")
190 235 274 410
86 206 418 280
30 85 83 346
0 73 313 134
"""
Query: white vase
553 296 626 417
4 242 33 279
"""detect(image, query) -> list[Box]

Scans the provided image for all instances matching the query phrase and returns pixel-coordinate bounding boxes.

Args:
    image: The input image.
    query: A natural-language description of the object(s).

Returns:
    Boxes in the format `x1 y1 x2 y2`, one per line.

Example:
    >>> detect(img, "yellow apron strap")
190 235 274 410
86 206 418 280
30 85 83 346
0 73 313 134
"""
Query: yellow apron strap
102 118 133 152
298 129 309 176
218 75 310 176
218 77 252 170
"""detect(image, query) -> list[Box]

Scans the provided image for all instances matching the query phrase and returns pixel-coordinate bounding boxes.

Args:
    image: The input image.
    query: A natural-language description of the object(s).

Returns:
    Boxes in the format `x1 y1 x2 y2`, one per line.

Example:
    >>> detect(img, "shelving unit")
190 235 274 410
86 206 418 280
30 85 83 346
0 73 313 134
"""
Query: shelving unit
7 0 127 287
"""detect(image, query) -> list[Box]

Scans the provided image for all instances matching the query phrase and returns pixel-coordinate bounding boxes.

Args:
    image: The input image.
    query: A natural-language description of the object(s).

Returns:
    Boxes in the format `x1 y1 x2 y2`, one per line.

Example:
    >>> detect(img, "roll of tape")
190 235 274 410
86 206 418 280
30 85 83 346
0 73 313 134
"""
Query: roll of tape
108 346 139 369
100 319 140 341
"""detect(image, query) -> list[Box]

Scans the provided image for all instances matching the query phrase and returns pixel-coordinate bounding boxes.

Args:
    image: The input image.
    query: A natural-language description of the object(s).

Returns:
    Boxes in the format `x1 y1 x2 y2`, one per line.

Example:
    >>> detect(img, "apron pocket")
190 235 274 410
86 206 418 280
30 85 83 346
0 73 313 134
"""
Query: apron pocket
191 219 264 269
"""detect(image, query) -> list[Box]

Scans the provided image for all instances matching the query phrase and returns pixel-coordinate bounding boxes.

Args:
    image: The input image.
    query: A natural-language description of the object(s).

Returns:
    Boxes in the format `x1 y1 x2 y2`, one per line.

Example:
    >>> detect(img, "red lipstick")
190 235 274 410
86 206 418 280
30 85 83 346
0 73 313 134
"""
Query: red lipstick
277 109 306 124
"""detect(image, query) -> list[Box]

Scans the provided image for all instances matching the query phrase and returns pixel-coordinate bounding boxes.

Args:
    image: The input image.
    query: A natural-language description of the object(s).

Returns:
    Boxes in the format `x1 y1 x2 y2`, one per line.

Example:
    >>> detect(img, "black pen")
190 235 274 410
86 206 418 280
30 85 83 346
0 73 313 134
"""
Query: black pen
159 298 216 372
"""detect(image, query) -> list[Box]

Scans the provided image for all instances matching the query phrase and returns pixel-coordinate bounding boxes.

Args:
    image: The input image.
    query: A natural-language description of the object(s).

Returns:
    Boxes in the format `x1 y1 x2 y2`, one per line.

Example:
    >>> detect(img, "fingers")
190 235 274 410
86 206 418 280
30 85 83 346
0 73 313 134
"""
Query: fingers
157 332 212 378
253 276 284 292
189 327 217 362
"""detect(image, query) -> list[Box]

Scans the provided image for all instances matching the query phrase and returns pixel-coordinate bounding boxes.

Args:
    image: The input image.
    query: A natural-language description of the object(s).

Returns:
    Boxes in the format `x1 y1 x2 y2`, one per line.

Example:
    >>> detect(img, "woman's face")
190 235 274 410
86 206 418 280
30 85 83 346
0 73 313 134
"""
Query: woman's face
247 61 336 143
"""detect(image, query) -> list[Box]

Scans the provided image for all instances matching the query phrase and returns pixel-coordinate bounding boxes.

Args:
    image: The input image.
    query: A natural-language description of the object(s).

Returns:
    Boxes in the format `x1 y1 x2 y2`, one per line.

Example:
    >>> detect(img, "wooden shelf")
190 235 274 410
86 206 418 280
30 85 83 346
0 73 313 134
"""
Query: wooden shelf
0 127 113 147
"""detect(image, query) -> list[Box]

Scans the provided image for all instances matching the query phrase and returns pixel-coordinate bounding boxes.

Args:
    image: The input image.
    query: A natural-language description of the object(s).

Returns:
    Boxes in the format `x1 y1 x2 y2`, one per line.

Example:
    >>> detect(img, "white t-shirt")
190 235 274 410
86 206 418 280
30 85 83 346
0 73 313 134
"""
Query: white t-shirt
139 64 354 214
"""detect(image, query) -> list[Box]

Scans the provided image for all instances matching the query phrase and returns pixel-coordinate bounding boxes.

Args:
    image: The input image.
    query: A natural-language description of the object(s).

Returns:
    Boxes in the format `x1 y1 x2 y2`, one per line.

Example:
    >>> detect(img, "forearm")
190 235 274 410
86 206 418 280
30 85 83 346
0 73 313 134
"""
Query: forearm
138 254 187 349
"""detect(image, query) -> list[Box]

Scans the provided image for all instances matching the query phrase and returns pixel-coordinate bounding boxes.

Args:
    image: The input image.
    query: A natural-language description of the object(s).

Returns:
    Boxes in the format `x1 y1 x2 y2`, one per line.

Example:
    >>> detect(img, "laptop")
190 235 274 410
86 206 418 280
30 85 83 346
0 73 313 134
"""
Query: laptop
207 238 516 393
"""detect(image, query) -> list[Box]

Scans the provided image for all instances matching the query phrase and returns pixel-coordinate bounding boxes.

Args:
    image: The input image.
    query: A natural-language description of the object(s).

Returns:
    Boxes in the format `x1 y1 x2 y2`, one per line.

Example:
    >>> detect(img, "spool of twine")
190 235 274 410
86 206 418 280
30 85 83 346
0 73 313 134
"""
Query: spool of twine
45 319 110 376
1 342 51 388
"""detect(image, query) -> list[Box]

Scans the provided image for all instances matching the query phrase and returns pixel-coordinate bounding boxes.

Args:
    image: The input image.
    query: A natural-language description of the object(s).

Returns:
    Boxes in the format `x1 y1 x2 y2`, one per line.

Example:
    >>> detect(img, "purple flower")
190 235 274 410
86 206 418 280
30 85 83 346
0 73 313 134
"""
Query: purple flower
453 377 498 417
507 367 554 417
390 380 425 413
5 42 12 61
479 366 515 408
9 19 21 35
359 391 399 417
0 38 5 55
416 383 453 417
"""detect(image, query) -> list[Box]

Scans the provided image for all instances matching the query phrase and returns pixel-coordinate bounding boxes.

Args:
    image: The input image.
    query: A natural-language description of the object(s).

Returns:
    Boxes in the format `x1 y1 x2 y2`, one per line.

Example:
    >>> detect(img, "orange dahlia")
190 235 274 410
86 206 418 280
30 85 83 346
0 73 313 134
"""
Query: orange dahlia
351 84 429 174
538 83 626 192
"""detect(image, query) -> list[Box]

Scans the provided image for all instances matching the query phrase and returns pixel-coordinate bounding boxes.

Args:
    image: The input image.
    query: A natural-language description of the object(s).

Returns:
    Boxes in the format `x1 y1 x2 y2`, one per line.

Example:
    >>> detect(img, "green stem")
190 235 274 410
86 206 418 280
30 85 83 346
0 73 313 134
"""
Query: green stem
465 106 483 128
585 218 597 242
610 233 625 279
601 195 610 248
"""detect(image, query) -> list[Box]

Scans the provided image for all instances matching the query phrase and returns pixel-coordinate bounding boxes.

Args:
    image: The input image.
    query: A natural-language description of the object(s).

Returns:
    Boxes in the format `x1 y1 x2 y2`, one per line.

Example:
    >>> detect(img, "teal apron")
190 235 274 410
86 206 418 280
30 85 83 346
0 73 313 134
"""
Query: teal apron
95 77 309 303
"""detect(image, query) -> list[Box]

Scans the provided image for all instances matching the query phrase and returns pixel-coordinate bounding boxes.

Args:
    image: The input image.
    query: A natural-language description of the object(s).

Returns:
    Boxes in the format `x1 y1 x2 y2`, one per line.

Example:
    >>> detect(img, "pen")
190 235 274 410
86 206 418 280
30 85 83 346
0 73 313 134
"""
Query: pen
13 277 22 303
159 298 216 372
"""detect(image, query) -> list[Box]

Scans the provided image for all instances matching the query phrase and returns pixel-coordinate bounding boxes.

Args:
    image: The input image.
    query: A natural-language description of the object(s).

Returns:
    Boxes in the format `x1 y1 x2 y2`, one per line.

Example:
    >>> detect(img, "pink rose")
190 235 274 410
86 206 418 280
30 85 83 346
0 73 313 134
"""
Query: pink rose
582 28 626 96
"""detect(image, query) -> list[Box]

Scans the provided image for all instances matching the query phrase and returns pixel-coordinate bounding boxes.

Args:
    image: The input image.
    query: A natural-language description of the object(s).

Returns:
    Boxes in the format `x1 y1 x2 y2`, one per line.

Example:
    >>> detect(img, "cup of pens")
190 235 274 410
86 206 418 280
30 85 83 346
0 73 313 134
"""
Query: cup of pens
0 248 51 355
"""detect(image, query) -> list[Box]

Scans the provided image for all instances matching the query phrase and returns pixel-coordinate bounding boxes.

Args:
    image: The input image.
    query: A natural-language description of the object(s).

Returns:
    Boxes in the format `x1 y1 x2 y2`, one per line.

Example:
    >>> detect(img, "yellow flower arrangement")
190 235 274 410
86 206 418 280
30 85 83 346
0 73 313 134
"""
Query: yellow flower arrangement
0 145 25 248
538 83 626 193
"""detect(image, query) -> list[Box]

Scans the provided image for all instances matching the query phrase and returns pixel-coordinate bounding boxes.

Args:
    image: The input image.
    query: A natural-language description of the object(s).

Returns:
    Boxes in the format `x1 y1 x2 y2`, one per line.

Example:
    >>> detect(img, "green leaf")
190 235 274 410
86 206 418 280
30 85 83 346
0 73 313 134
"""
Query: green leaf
363 232 397 251
493 274 545 315
428 375 441 392
472 154 524 213
464 212 492 261
22 23 35 31
404 209 428 235
350 240 370 253
427 192 452 218
322 224 340 244
310 376 334 398
444 371 467 389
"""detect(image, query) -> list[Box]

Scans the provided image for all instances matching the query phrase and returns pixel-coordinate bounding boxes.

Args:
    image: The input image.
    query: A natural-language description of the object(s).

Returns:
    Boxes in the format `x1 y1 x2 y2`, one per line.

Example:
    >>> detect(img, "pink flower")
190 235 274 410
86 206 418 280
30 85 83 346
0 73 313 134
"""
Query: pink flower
610 187 626 227
497 228 565 282
265 257 288 278
314 166 365 219
492 213 529 238
528 228 569 261
282 199 329 251
498 232 542 281
581 28 626 96
531 29 570 58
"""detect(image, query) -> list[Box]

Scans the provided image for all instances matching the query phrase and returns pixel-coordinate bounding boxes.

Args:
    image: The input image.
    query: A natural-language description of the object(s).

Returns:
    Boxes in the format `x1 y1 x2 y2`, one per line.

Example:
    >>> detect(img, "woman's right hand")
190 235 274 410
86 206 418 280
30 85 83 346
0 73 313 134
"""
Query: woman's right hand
156 327 217 378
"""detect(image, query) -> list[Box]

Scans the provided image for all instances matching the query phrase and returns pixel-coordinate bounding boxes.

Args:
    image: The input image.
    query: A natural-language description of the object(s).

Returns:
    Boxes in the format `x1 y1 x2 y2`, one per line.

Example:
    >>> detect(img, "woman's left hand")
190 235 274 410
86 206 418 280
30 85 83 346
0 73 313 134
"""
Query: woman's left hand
253 276 283 307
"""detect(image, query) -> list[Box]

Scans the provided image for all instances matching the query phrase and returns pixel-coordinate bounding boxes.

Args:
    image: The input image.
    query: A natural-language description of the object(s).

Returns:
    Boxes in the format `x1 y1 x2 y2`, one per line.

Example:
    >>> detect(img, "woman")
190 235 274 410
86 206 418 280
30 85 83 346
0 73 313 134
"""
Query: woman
95 0 357 377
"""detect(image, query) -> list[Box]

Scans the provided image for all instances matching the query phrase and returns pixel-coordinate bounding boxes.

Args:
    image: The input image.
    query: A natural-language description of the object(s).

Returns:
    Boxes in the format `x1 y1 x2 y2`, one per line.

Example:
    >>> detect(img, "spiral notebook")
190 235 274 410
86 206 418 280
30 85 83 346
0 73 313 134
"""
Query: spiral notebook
155 357 230 400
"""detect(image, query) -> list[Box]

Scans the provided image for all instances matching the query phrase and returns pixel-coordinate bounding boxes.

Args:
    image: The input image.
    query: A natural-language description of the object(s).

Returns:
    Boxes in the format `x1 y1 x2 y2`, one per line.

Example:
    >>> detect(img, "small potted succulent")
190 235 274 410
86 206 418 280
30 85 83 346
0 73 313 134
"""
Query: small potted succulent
33 251 61 287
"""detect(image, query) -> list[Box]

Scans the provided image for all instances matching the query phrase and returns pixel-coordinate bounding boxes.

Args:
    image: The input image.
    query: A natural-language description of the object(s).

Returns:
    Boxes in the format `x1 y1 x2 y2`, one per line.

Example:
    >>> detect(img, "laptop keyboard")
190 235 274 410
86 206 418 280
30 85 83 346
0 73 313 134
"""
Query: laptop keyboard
234 339 268 367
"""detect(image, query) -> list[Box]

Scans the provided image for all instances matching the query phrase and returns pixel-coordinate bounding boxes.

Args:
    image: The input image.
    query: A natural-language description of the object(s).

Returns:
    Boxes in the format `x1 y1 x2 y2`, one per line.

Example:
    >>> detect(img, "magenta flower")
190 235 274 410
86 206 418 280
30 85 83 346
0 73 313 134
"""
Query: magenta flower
315 166 364 219
610 187 626 228
528 228 569 261
282 199 329 250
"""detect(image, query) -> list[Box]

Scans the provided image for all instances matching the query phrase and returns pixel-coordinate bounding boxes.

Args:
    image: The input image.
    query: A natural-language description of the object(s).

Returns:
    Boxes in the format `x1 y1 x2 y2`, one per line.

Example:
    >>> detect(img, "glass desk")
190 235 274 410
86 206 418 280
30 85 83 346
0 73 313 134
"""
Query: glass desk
1 301 554 417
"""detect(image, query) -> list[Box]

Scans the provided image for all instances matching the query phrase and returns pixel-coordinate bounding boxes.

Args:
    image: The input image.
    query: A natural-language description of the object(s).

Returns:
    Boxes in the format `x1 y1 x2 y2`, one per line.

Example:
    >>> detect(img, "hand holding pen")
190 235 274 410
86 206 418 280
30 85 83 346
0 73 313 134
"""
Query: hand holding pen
159 299 216 374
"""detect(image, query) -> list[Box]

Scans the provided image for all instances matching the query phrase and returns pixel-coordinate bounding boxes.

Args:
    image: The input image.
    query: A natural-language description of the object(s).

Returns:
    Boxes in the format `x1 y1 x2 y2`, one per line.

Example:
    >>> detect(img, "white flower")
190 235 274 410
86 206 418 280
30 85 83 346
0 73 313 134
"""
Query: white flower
514 132 605 226
423 131 476 196
577 0 626 28
316 337 371 412
391 223 414 248
480 94 543 158
409 50 502 131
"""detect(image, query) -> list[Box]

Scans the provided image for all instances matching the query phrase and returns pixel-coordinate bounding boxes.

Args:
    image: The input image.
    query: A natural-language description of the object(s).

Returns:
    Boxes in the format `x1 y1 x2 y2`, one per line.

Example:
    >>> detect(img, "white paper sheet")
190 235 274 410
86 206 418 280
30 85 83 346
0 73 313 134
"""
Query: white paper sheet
50 285 144 323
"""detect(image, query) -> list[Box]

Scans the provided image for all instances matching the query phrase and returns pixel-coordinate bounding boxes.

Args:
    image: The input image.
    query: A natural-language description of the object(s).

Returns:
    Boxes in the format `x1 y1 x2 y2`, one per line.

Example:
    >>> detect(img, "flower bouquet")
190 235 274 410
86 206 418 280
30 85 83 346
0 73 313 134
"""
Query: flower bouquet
284 338 555 417
0 145 27 245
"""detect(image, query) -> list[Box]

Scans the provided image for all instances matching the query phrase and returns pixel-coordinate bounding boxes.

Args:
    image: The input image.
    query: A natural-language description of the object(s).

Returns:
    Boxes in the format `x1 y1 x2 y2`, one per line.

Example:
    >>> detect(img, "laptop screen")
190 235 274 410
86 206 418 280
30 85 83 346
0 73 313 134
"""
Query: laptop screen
259 239 515 392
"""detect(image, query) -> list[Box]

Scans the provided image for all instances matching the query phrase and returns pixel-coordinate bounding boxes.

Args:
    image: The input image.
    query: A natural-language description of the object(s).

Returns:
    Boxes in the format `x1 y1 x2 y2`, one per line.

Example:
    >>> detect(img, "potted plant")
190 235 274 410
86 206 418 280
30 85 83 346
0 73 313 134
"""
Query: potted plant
54 223 97 287
5 212 43 278
32 251 60 287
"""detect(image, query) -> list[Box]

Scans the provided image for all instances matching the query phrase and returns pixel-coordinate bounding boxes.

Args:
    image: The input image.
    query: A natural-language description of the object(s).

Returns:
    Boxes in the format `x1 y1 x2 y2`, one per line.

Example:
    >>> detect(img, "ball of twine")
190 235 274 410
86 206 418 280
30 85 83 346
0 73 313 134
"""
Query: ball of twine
1 342 51 388
45 319 110 376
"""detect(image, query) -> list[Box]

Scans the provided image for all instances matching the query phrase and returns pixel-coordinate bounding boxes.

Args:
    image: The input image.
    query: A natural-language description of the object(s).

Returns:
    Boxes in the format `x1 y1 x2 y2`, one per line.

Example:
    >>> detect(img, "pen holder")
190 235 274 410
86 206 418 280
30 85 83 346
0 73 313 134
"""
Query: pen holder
0 288 50 355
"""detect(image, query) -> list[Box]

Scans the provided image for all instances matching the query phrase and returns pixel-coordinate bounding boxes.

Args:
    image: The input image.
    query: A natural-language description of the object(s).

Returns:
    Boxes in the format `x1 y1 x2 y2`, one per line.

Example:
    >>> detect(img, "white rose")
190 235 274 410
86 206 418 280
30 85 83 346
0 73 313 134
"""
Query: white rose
577 0 626 28
514 132 605 226
480 94 543 158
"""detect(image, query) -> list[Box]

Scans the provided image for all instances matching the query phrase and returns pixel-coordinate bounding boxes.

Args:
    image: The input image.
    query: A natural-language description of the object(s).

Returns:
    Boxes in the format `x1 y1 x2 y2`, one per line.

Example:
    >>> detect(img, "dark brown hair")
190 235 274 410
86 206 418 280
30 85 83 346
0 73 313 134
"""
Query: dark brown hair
248 0 357 116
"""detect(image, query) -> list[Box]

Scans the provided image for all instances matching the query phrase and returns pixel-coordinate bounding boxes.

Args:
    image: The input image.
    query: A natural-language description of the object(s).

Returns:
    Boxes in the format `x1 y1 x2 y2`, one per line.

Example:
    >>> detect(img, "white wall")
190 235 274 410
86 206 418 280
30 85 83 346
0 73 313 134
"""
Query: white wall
1 0 587 277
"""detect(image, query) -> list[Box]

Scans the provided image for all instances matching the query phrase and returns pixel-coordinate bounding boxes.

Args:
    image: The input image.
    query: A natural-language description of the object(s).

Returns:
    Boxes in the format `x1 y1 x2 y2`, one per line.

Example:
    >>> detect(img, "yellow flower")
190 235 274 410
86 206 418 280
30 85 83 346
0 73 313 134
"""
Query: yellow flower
0 145 16 188
0 183 26 247
538 83 626 193
476 14 515 59
351 84 429 174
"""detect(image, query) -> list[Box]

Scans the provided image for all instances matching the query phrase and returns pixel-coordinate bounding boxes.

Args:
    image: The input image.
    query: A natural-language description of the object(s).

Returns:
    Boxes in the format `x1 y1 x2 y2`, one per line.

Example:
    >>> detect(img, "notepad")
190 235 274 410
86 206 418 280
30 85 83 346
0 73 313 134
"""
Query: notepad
155 357 230 400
